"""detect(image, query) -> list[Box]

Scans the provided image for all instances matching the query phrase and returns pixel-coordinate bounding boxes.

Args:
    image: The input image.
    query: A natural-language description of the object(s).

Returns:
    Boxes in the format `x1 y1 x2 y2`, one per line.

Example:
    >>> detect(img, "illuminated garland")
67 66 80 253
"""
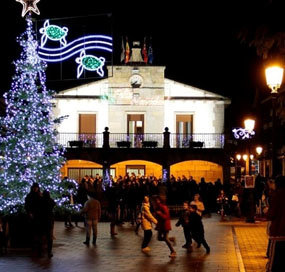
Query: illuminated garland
232 128 255 140
38 20 112 78
102 169 112 191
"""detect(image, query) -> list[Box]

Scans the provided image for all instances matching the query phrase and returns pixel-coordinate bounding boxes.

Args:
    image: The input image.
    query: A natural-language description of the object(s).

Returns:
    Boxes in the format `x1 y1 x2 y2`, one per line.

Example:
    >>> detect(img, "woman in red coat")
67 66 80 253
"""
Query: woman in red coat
154 195 176 258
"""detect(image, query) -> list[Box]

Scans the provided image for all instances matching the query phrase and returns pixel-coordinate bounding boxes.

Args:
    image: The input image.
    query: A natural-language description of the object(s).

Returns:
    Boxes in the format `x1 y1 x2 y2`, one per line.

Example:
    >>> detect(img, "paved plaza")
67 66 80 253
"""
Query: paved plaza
0 215 268 272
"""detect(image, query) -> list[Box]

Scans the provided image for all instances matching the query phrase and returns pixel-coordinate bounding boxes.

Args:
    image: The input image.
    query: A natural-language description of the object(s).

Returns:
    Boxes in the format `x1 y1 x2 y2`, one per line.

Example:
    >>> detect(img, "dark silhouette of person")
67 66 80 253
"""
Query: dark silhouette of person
40 190 55 258
24 182 42 255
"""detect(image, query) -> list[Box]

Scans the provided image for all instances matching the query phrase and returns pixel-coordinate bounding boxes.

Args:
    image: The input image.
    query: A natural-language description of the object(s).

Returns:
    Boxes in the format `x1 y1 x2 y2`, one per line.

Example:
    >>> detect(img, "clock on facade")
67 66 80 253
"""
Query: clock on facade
129 74 143 88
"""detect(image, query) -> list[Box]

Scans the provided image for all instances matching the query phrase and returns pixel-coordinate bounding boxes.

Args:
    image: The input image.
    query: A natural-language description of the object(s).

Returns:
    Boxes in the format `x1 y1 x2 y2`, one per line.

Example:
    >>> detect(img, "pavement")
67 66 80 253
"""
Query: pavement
0 215 268 272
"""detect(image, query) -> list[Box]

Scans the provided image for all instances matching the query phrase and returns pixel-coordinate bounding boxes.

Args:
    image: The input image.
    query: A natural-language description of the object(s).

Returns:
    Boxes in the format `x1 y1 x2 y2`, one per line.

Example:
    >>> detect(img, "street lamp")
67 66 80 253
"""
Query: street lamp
256 146 263 155
265 65 284 178
265 66 284 93
244 118 255 133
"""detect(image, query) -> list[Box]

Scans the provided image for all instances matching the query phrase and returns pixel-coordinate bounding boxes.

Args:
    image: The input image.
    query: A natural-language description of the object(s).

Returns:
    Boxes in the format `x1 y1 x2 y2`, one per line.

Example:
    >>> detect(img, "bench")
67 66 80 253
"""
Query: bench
68 140 83 148
142 141 158 148
116 141 131 148
189 141 204 148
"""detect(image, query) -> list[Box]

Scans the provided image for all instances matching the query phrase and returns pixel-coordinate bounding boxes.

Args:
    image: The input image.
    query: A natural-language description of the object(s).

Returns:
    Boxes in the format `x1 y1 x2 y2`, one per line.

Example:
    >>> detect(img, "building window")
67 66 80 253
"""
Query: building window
126 165 145 176
79 114 96 134
176 114 193 147
68 168 116 182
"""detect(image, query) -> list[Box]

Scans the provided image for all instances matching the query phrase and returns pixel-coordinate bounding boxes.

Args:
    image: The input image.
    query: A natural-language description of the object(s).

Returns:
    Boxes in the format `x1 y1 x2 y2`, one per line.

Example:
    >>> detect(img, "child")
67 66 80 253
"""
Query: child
141 196 157 253
154 195 177 258
175 201 192 249
189 204 210 254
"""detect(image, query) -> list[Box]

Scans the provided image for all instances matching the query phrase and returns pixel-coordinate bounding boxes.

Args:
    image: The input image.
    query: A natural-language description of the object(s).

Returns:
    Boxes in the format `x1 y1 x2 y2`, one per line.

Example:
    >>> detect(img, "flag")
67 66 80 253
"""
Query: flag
120 37 125 63
142 37 148 64
148 38 153 64
125 37 130 64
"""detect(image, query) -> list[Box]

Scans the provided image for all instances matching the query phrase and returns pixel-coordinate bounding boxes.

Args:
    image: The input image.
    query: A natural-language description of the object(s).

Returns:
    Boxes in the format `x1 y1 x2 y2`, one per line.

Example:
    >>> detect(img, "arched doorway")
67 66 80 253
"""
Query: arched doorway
170 160 223 183
111 160 162 178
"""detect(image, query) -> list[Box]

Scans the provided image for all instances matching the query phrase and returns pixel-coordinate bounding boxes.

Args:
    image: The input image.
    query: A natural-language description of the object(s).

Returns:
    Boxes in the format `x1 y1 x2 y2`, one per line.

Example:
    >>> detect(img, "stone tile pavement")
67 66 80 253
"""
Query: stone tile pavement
0 215 268 272
232 221 268 272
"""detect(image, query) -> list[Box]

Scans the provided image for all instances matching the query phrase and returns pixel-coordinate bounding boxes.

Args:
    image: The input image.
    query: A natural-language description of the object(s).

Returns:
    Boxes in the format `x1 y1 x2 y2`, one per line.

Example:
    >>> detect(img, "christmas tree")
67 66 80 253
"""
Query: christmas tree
0 15 67 214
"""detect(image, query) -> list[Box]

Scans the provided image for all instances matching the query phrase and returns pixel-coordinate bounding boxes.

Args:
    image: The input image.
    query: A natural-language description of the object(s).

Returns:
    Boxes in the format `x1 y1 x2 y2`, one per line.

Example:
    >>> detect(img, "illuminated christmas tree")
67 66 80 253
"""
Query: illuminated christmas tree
0 15 66 214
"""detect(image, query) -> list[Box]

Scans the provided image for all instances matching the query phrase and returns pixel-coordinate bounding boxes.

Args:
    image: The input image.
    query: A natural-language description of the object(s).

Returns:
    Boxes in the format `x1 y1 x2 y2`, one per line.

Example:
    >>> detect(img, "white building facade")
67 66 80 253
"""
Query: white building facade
55 65 230 147
55 65 230 182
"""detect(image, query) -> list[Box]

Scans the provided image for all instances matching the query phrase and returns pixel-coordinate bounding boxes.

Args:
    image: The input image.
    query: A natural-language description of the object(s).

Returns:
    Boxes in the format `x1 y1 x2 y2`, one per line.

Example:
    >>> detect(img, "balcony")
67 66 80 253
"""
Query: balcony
57 132 225 149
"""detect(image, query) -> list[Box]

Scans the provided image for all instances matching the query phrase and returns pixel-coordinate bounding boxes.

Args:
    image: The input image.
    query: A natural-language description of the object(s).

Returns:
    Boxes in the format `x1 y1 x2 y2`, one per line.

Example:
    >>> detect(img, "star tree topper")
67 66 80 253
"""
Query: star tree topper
16 0 41 17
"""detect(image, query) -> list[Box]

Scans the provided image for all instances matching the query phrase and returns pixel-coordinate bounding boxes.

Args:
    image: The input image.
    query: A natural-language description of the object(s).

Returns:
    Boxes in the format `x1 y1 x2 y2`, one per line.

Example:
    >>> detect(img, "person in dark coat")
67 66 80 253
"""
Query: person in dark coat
175 201 192 249
40 190 56 258
189 204 210 254
24 182 42 255
106 182 119 236
154 195 176 258
266 176 285 272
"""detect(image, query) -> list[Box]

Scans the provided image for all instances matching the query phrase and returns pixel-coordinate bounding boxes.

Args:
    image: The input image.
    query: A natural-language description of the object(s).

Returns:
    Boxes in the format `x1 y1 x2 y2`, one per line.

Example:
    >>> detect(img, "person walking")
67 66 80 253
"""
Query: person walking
81 193 101 246
175 201 192 249
189 204 210 254
141 196 157 253
190 193 205 216
154 195 176 258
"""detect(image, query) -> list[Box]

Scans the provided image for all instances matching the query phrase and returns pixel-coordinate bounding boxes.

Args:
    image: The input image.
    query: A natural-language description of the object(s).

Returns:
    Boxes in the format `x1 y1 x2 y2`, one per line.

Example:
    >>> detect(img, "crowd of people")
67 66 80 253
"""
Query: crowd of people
2 171 283 269
71 172 271 223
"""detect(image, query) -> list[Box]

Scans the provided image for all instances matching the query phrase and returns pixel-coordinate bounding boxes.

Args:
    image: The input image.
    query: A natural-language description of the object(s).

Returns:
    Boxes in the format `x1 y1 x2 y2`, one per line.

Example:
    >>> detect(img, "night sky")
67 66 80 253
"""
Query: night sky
1 0 283 129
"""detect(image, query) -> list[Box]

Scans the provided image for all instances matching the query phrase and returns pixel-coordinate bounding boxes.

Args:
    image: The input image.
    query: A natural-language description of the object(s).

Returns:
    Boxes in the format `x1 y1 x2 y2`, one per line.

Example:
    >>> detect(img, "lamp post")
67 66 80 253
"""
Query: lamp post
265 65 284 178
242 118 256 223
244 118 255 175
256 146 263 175
235 154 242 180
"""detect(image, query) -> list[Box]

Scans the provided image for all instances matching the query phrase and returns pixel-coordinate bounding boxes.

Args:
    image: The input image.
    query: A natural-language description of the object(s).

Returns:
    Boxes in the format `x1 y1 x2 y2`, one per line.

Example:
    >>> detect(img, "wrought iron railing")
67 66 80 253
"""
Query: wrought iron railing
109 133 164 148
57 133 103 148
170 133 224 148
57 133 224 149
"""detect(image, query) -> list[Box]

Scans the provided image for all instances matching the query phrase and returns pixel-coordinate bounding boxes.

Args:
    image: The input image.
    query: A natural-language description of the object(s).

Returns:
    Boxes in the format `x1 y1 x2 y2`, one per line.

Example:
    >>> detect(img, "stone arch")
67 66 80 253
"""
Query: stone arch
170 160 223 183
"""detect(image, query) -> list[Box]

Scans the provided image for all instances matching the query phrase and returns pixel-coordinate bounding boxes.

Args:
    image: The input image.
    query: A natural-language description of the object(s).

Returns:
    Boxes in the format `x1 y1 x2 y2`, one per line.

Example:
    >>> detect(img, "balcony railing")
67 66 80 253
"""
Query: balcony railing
170 133 224 148
57 132 224 149
57 133 103 148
